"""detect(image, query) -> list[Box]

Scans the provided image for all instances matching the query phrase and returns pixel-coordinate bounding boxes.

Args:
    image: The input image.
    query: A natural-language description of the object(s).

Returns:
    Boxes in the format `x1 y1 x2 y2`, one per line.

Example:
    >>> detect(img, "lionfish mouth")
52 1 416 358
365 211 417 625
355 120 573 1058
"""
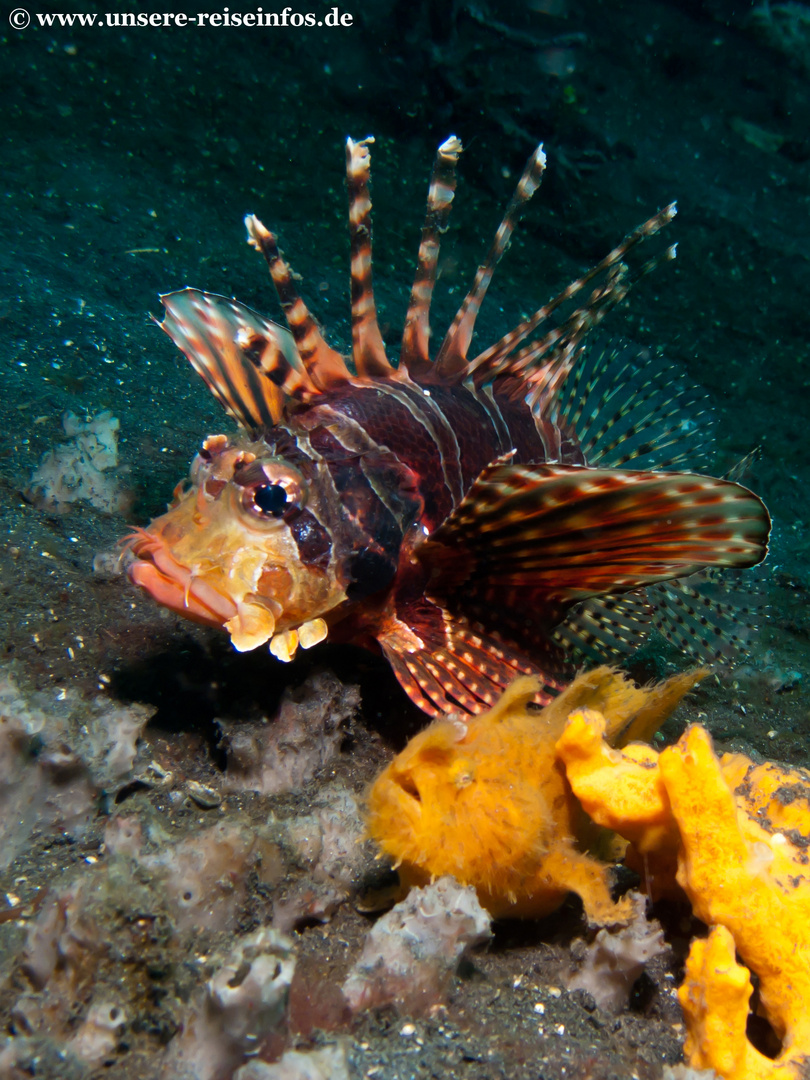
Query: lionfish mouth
123 528 238 628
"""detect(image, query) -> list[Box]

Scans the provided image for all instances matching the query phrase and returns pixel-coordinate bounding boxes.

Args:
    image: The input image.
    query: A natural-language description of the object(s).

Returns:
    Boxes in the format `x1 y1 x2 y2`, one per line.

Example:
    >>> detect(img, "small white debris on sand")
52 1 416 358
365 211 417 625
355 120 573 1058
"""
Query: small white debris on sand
26 410 129 514
65 1001 127 1067
342 876 492 1015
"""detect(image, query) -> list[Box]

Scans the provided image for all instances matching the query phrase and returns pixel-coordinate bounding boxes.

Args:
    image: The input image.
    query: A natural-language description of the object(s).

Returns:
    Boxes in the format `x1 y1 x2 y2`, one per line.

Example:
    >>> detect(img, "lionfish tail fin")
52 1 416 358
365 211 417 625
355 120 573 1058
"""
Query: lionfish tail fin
158 289 317 430
400 135 463 376
245 214 351 391
648 564 769 665
345 137 397 379
434 143 547 377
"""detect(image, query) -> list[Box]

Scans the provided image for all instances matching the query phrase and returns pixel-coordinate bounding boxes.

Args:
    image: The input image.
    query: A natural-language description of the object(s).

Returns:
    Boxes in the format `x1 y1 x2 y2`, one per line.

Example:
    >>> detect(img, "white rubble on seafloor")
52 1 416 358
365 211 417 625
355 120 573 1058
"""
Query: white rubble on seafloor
65 1001 127 1067
137 820 282 932
25 409 129 514
272 783 374 933
567 891 667 1013
220 671 359 795
0 665 152 870
159 927 296 1080
234 1040 350 1080
342 876 493 1014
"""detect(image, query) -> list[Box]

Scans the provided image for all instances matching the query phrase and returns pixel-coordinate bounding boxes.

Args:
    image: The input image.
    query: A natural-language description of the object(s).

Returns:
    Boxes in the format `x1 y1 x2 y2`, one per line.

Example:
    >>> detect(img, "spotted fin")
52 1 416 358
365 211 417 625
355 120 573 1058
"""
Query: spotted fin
419 463 771 610
647 565 767 663
552 591 655 664
159 289 317 430
541 341 717 473
376 596 567 716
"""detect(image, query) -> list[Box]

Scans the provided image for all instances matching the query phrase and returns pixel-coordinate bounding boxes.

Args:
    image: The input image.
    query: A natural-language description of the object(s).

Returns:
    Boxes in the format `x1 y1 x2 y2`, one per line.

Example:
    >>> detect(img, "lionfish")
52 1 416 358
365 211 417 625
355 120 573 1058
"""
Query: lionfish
126 136 770 716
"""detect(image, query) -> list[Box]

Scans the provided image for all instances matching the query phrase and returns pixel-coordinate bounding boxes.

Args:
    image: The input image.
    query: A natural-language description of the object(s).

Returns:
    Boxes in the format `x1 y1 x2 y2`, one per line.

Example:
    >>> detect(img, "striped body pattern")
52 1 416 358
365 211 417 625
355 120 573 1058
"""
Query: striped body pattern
126 137 771 716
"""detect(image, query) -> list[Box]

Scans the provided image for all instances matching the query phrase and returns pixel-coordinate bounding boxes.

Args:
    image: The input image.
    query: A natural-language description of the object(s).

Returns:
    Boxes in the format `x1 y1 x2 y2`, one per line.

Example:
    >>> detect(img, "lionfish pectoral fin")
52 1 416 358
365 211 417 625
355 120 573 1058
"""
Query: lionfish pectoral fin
375 596 567 717
418 462 771 607
159 289 317 430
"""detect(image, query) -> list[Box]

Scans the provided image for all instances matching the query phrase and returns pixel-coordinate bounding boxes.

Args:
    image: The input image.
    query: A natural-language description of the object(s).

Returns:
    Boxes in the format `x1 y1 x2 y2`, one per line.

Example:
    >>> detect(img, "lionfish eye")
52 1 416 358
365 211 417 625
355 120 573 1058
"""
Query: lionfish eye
236 459 306 520
251 483 289 517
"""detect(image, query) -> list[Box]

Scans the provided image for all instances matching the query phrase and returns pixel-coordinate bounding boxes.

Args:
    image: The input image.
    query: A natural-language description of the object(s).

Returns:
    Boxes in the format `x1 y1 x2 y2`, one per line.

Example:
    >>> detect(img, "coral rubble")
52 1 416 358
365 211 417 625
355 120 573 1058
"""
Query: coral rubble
342 877 492 1015
25 410 129 515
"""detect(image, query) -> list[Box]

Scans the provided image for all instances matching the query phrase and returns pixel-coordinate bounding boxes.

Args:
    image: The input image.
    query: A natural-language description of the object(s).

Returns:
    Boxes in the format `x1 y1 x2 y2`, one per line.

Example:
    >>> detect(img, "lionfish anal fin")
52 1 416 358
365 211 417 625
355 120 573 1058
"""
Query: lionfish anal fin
419 462 771 606
375 595 567 717
159 289 317 430
245 214 352 391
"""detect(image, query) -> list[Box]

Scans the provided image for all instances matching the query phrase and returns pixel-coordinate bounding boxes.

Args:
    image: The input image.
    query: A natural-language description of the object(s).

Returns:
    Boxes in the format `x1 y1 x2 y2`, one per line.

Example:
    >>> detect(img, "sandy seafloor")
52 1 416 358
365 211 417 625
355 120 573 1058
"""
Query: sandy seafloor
1 0 810 1077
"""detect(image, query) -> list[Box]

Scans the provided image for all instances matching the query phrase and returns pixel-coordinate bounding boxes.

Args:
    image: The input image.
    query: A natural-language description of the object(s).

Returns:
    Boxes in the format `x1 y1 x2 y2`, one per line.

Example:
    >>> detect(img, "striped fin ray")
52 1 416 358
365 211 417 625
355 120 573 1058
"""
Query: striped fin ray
159 289 316 431
648 565 767 664
545 342 717 472
419 463 770 605
345 137 397 378
465 204 676 385
400 135 463 376
245 214 351 391
377 597 565 716
552 591 655 664
434 144 548 378
522 241 678 411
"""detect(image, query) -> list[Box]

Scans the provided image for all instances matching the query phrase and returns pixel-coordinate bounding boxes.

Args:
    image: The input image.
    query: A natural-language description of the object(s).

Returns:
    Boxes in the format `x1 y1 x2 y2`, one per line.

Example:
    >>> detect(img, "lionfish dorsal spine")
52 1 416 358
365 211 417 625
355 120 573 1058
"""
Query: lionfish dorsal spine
466 203 678 393
245 213 351 391
345 137 397 379
434 144 547 378
525 227 677 412
400 135 463 376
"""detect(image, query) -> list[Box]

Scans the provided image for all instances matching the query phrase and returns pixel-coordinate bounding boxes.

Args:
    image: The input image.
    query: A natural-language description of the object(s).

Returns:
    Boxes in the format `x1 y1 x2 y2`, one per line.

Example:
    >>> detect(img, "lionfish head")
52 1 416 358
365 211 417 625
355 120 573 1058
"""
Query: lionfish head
125 432 348 661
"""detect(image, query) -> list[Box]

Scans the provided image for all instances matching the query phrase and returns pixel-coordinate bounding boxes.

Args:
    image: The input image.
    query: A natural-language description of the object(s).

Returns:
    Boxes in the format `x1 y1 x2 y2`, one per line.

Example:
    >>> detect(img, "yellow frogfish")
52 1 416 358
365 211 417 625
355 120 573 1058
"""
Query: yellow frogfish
366 665 701 922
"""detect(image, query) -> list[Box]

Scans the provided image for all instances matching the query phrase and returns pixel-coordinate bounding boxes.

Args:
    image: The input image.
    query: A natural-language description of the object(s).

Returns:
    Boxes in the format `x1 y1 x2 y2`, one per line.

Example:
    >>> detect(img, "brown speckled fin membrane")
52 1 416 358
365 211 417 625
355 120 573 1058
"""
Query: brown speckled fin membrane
420 463 770 604
245 214 351 391
345 137 396 379
159 289 315 430
377 596 565 716
400 135 463 376
435 144 548 378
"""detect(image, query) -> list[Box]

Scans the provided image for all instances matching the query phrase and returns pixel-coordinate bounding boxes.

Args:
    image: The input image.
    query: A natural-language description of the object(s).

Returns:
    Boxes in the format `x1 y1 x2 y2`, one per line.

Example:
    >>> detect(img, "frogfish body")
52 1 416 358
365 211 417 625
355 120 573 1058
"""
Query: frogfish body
125 136 770 715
